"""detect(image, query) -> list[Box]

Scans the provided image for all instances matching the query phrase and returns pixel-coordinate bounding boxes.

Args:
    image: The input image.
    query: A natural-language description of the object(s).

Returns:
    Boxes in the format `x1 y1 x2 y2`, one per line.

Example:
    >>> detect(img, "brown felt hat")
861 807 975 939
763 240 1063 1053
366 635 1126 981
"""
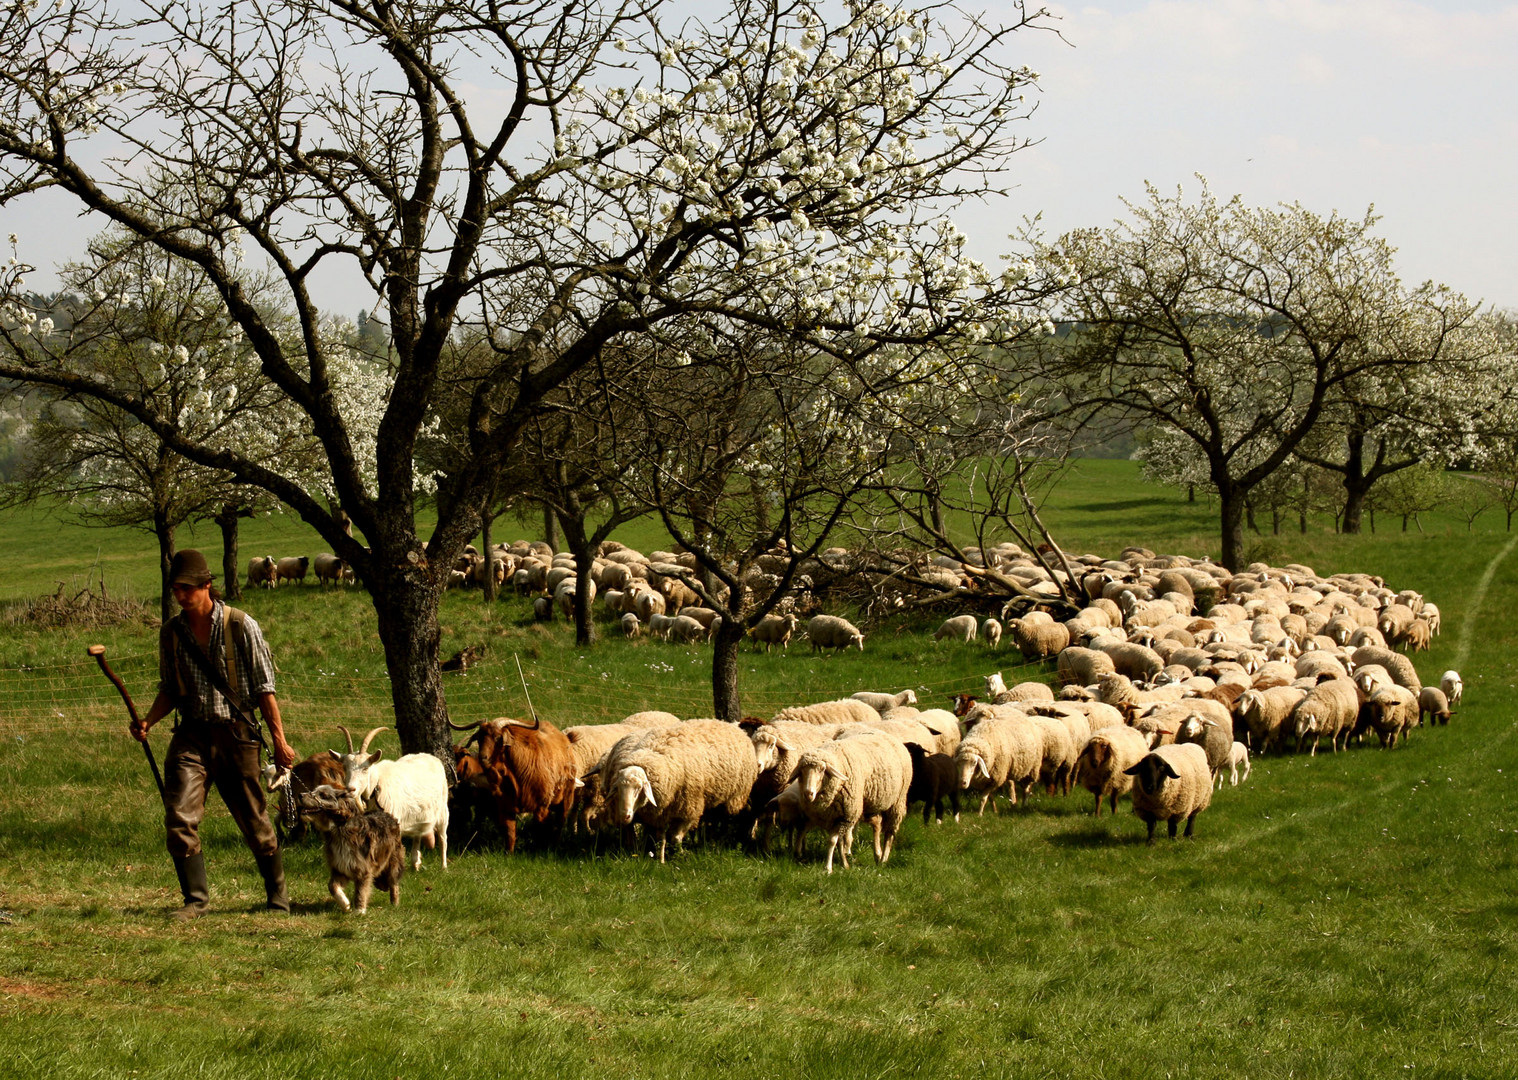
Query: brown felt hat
169 549 213 587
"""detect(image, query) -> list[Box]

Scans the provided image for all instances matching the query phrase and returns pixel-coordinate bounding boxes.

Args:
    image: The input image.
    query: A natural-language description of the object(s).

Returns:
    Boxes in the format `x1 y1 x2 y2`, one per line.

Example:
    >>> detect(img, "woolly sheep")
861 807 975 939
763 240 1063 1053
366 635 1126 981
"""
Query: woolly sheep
1073 724 1151 816
953 710 1042 815
313 552 349 587
1057 647 1116 687
1094 639 1164 681
808 614 865 654
1026 714 1076 796
1367 685 1419 747
247 555 277 589
1441 670 1463 707
621 612 642 637
756 780 811 858
647 612 678 640
1227 742 1251 786
1008 618 1070 661
748 720 843 808
934 614 979 642
1236 686 1307 752
982 618 1003 648
1350 646 1422 695
772 699 880 726
1174 709 1233 786
667 614 709 644
274 555 310 585
602 720 760 863
1292 678 1360 755
794 732 912 873
911 708 963 757
1124 742 1213 845
751 613 799 652
851 689 919 714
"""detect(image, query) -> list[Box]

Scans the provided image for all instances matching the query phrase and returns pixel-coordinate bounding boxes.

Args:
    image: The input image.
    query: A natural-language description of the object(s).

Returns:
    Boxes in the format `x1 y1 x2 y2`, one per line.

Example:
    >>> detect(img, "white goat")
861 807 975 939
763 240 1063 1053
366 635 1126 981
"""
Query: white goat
330 725 450 871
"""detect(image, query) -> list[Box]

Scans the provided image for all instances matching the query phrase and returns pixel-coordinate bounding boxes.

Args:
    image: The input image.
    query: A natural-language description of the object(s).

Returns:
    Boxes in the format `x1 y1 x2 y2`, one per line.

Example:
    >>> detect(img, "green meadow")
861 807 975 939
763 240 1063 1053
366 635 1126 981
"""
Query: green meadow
1 459 1514 1078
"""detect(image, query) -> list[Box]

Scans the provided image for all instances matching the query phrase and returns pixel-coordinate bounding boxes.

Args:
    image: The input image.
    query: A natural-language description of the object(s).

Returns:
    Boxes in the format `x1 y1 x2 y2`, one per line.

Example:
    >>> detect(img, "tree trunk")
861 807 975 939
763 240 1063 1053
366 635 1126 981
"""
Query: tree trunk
1245 500 1260 535
216 504 242 601
1218 492 1246 572
480 512 497 603
1508 508 1513 533
1401 514 1410 532
369 564 453 763
1271 507 1280 535
1369 507 1375 535
1299 510 1307 534
1187 484 1195 503
154 510 176 625
543 502 560 554
572 555 596 647
711 617 745 722
1341 481 1370 535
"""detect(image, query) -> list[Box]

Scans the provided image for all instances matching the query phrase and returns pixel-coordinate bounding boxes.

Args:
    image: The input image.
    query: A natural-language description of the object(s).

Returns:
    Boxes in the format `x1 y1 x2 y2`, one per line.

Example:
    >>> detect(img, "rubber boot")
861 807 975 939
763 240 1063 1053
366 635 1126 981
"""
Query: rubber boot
171 853 209 920
255 849 290 913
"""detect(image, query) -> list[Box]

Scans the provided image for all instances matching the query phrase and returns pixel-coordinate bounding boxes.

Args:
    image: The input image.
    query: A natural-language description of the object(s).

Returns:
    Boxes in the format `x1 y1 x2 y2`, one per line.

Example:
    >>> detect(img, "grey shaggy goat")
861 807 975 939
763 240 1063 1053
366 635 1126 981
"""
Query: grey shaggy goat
297 785 406 913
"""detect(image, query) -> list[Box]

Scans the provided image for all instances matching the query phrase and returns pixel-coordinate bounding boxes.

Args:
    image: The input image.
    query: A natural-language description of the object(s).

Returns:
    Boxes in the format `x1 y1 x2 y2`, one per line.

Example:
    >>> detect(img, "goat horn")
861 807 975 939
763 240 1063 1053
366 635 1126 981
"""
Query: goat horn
496 716 541 731
336 724 354 752
359 726 389 753
447 719 484 732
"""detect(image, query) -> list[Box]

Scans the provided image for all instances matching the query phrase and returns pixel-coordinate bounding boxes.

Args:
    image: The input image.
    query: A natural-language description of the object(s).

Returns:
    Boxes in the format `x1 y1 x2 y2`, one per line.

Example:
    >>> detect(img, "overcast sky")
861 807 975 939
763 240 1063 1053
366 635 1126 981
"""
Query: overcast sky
4 0 1513 313
973 0 1518 309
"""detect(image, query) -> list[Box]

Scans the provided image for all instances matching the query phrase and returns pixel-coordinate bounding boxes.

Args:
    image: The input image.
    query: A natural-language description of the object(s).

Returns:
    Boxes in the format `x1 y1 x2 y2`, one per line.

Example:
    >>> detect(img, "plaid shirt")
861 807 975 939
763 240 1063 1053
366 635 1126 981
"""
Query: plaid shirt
159 600 277 722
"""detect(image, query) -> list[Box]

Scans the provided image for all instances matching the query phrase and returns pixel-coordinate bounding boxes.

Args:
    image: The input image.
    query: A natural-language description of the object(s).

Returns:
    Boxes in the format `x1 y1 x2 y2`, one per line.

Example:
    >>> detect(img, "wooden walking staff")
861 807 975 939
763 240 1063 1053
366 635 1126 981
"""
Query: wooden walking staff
87 644 166 800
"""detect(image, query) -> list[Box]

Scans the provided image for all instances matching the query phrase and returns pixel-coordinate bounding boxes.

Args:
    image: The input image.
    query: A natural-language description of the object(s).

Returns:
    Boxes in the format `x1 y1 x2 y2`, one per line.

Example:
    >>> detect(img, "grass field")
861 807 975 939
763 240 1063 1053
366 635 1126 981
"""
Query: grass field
1 460 1515 1079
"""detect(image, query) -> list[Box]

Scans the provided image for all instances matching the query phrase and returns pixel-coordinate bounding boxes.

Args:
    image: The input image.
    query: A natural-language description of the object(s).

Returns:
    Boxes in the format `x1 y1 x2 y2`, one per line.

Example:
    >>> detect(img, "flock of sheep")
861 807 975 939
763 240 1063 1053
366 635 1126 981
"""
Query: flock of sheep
268 541 1462 909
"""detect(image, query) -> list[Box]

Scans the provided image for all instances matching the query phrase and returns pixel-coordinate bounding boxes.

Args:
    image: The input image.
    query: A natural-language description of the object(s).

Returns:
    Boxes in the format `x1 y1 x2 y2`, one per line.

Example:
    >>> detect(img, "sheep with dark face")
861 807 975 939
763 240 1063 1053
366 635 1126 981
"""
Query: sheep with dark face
296 785 405 913
1124 743 1213 845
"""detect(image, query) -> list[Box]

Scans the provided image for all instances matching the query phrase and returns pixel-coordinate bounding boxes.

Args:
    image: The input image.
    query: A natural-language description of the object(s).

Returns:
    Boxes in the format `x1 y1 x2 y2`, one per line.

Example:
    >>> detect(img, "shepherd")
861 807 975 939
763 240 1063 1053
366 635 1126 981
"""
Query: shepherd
131 549 297 919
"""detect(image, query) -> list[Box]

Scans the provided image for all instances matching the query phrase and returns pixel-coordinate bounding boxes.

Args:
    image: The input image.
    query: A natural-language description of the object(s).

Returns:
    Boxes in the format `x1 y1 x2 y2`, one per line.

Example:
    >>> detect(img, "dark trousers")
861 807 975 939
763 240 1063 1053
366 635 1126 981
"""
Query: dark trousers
163 719 278 859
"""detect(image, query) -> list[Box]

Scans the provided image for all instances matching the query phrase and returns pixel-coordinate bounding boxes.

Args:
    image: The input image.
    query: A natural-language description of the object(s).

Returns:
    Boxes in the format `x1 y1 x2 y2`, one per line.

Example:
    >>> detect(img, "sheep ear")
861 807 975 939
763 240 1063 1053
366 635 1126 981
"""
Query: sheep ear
1160 761 1180 780
975 756 990 779
641 780 657 807
1122 762 1146 777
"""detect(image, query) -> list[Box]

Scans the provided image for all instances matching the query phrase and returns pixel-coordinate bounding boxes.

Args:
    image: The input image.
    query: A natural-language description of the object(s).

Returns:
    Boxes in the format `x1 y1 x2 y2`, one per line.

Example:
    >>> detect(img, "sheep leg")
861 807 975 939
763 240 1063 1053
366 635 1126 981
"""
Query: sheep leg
1183 811 1198 839
1143 816 1157 846
950 787 960 823
976 792 990 816
330 876 353 912
1167 817 1180 841
824 830 842 874
870 816 884 863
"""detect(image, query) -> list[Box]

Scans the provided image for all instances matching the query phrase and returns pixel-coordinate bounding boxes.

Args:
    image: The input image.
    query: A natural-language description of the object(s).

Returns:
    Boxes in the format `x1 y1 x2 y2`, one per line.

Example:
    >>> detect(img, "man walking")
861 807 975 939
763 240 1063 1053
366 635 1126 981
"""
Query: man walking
131 549 297 919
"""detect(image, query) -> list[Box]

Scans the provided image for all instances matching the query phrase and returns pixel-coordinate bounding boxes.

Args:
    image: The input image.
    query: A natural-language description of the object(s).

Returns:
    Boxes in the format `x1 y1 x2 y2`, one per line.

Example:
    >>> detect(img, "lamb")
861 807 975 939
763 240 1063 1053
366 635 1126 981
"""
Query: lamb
1227 742 1251 786
1441 670 1463 708
295 785 405 914
647 612 679 640
1008 617 1071 661
756 780 811 858
1124 742 1214 844
1027 713 1077 796
1073 724 1151 816
851 689 919 714
933 614 979 642
982 618 1003 648
330 725 450 870
807 614 865 653
794 732 912 873
773 698 880 726
750 612 800 652
621 612 641 637
602 719 761 863
1235 686 1307 752
1291 678 1361 755
904 743 961 825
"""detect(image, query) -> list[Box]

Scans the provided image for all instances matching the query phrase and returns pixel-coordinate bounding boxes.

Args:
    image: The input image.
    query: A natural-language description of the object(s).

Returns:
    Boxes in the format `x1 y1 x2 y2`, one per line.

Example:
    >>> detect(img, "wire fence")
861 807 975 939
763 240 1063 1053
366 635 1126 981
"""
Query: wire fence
0 649 1044 737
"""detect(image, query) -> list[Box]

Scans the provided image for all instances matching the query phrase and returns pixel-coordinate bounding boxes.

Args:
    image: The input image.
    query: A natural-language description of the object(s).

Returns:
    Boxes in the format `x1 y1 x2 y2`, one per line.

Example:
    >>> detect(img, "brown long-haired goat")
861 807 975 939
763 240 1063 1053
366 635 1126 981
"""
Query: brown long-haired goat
297 785 405 913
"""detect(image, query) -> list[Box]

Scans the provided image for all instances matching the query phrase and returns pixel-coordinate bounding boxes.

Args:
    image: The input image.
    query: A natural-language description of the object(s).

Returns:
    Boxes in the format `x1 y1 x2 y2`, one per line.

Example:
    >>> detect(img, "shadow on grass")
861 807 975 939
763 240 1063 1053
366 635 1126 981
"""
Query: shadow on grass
1045 826 1131 849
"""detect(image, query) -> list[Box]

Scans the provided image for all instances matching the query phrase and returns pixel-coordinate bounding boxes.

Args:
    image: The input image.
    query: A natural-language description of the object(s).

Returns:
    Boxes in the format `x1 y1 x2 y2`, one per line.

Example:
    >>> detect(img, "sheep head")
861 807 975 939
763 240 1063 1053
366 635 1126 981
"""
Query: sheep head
1123 753 1181 796
608 765 656 825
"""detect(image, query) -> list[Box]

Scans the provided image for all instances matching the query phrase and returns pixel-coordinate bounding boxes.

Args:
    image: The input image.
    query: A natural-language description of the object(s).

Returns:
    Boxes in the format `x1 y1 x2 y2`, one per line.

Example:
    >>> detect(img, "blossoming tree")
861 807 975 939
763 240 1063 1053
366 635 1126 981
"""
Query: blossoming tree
0 0 1051 755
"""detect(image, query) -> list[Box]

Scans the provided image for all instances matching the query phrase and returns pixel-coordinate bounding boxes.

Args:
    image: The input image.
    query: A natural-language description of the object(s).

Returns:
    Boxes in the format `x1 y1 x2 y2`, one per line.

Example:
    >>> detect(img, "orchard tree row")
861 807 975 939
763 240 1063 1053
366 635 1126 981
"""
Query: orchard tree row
0 0 1509 755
